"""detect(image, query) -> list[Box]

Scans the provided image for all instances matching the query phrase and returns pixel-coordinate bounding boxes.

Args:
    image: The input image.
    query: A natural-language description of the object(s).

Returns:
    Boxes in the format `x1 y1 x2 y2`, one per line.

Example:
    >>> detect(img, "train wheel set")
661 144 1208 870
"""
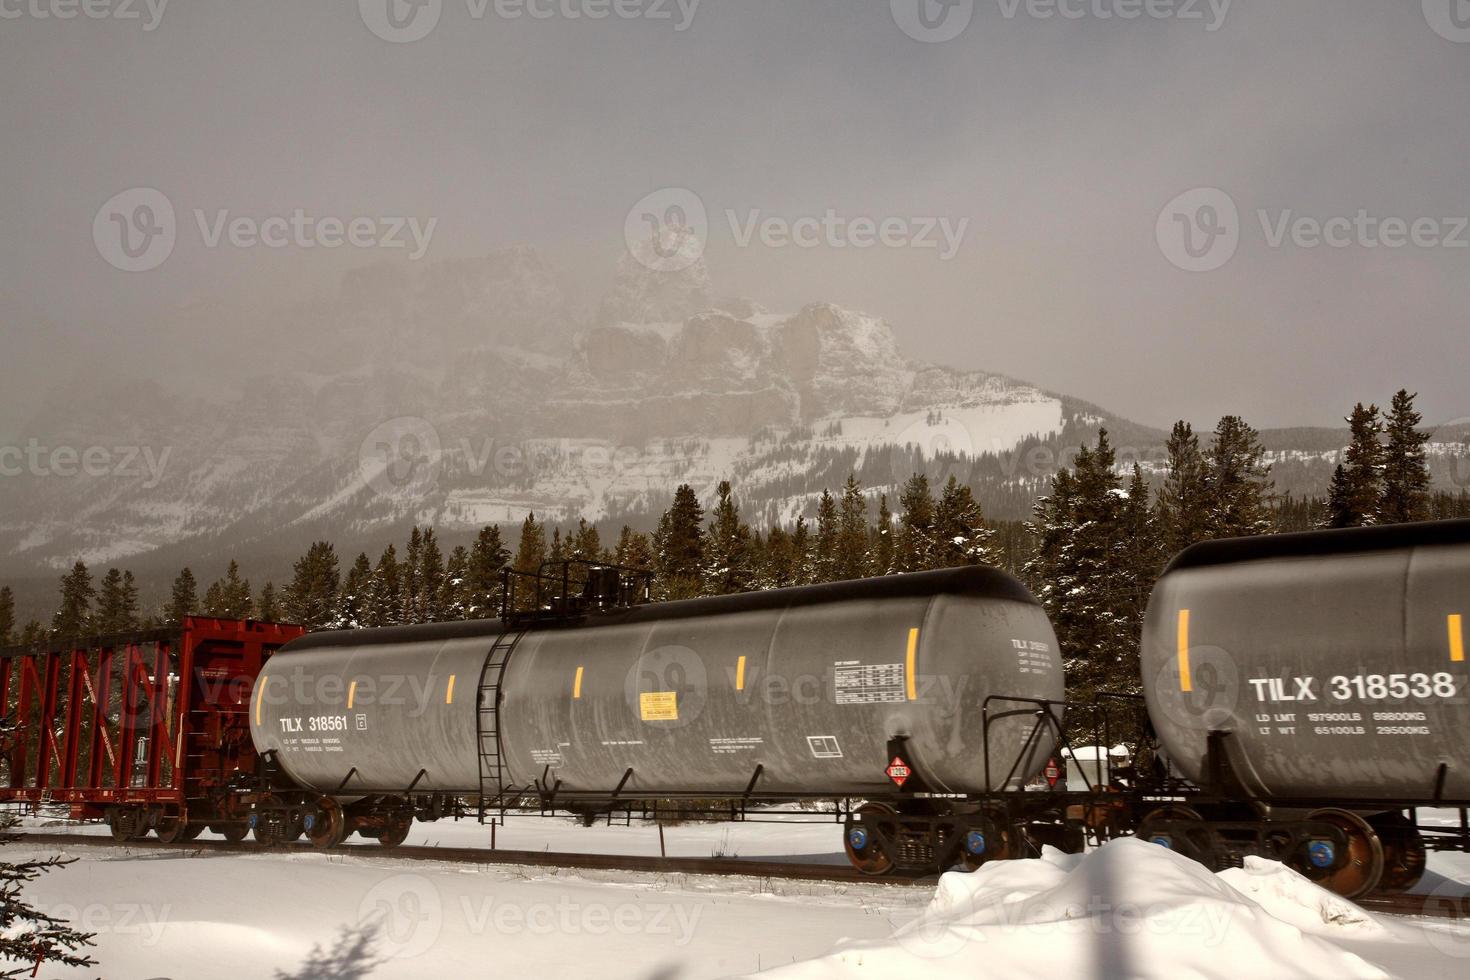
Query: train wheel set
3 522 1470 900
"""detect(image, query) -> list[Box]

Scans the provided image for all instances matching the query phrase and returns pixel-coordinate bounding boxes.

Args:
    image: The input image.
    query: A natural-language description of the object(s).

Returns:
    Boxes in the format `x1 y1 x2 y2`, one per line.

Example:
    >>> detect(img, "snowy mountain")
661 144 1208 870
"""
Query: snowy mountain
4 245 1464 603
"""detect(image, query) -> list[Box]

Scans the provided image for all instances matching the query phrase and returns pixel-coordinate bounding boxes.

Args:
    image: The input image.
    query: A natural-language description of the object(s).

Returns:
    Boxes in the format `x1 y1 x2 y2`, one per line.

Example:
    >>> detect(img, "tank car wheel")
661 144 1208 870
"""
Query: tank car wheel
1136 805 1206 862
844 802 897 877
306 799 348 850
378 814 413 849
1369 813 1425 894
212 822 250 844
1298 808 1384 899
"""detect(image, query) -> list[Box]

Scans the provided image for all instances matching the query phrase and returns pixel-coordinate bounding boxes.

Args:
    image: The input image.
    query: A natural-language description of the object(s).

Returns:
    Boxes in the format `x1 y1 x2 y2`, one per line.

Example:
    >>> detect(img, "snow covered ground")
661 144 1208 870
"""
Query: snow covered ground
7 811 1470 979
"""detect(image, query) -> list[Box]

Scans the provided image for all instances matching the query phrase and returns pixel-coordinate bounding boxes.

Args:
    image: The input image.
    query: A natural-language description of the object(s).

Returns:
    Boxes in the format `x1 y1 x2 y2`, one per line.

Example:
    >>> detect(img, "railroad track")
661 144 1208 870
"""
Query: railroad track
15 833 1470 918
13 831 932 887
1357 892 1470 921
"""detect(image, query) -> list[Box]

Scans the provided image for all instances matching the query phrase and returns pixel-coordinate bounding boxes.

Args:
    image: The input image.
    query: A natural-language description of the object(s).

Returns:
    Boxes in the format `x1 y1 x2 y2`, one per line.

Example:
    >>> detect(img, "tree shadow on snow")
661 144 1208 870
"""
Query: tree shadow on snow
274 921 387 980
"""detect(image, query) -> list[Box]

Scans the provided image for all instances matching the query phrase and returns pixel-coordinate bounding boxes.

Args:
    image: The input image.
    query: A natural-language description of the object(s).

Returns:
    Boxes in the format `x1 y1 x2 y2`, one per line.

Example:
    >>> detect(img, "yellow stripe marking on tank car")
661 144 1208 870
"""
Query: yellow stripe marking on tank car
573 666 584 699
1178 609 1193 692
255 675 268 725
446 674 456 704
347 680 357 709
905 628 919 702
1451 615 1465 663
736 655 747 691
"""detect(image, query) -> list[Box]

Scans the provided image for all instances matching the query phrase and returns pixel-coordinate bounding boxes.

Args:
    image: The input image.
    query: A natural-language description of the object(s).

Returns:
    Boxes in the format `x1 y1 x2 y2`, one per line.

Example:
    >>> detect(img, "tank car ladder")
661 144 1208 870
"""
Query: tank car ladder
476 630 526 825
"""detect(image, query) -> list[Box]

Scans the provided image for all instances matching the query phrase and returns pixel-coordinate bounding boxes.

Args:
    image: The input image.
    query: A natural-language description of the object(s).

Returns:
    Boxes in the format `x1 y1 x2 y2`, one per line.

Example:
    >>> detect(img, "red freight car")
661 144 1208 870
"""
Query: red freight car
0 617 305 842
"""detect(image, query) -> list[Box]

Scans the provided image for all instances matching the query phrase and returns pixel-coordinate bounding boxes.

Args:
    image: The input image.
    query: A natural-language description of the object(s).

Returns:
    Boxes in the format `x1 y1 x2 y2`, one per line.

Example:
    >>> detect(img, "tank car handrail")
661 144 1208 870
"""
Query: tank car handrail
981 694 1072 792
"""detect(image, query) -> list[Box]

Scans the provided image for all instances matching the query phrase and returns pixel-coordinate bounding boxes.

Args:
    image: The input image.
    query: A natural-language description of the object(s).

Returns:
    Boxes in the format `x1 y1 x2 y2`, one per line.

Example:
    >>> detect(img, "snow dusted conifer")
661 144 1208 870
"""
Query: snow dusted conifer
812 490 838 583
463 526 510 619
895 474 936 573
705 481 754 595
933 475 996 568
1380 389 1431 524
834 475 871 580
50 562 94 640
1325 404 1382 528
872 495 895 576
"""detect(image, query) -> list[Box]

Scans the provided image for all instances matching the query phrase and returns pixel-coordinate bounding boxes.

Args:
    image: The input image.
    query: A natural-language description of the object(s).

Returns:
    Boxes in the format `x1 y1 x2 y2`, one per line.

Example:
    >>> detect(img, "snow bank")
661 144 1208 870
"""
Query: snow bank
747 839 1409 979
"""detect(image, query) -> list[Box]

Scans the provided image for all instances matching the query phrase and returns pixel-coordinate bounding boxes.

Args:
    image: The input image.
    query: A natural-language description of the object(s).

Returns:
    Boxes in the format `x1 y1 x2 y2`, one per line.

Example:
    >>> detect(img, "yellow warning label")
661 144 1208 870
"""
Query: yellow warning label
640 691 679 722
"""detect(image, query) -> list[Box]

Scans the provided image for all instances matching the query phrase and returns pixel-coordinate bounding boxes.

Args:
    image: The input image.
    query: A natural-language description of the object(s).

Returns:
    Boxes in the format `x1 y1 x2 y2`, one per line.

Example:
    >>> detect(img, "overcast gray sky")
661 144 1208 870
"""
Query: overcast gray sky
2 0 1467 431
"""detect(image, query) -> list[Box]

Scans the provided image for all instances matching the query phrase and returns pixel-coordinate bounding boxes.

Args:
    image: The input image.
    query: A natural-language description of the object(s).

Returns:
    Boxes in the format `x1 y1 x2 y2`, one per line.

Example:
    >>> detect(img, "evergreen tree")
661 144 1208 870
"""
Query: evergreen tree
1024 431 1146 738
652 486 705 599
168 568 198 626
364 545 402 628
613 526 655 571
463 526 510 619
282 542 340 631
258 582 279 622
705 481 755 595
933 475 996 568
0 813 97 973
96 569 140 633
790 517 813 586
759 524 797 589
512 513 548 610
1380 389 1431 524
442 545 469 621
401 526 423 624
202 561 252 619
568 519 604 563
895 474 936 573
812 490 839 583
834 475 871 580
334 553 374 629
19 621 46 647
418 528 446 622
51 562 94 640
0 587 14 646
1326 403 1383 528
1156 421 1210 556
1203 415 1274 538
872 495 895 576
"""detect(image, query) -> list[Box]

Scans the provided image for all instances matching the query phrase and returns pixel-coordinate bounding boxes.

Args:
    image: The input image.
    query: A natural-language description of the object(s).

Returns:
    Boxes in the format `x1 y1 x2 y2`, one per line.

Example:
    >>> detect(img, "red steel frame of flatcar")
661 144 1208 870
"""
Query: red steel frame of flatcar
0 619 305 811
